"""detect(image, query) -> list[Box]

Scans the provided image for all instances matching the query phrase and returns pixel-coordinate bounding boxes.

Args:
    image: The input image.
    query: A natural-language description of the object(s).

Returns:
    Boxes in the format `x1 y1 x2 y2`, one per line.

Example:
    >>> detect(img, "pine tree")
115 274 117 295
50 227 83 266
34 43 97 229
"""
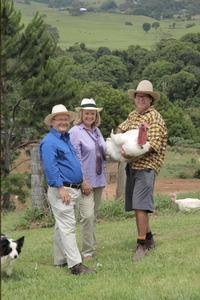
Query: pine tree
0 1 77 209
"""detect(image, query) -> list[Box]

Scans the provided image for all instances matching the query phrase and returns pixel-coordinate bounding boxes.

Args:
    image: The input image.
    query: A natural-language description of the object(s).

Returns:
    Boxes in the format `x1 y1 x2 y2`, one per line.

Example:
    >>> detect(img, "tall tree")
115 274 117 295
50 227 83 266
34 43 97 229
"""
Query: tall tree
0 1 77 209
152 21 160 30
142 23 151 33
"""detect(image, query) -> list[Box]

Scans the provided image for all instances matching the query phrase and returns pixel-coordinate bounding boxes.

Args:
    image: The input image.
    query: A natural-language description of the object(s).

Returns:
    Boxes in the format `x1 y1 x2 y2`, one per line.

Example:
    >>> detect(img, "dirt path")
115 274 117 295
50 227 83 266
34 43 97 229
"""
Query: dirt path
103 162 200 200
103 178 200 200
12 156 200 205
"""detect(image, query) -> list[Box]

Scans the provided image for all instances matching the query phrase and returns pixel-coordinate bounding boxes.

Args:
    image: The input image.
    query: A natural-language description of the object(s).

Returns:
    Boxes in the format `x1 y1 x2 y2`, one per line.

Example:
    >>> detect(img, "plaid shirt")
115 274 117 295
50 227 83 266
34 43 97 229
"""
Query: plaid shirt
118 106 167 173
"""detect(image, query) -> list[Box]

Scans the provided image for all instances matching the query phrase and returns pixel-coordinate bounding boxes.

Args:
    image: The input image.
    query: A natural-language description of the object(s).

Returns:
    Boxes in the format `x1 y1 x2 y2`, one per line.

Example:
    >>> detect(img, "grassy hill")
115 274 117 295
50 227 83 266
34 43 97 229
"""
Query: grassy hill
14 1 200 50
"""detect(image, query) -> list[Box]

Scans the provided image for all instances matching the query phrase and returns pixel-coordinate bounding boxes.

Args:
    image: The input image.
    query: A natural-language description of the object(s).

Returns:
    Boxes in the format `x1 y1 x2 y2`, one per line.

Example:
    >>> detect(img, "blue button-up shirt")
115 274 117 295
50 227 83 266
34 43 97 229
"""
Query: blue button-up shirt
40 128 83 187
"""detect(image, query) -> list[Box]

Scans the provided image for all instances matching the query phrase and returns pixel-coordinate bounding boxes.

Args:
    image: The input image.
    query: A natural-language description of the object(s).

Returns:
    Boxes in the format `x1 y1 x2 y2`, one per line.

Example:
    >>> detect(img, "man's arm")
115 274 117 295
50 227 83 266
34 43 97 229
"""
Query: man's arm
40 142 71 204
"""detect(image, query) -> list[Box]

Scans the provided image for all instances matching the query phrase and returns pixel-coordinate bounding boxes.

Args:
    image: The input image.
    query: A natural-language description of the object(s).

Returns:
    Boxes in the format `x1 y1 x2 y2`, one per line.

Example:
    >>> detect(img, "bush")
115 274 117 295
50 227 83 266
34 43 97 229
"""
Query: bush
194 168 200 179
97 200 132 220
17 207 54 229
178 172 189 179
125 21 133 26
1 173 30 210
185 23 195 28
154 195 178 212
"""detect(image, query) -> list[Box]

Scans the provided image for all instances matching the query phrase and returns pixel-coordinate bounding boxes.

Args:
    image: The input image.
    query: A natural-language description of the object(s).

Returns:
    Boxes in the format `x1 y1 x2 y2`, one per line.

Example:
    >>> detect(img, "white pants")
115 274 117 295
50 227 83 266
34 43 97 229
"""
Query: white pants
79 187 103 258
48 187 82 268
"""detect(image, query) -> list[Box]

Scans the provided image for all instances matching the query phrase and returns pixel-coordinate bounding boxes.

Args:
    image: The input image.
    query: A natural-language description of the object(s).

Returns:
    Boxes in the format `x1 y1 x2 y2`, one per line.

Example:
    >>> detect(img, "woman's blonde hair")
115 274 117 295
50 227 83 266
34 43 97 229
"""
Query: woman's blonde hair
74 110 101 127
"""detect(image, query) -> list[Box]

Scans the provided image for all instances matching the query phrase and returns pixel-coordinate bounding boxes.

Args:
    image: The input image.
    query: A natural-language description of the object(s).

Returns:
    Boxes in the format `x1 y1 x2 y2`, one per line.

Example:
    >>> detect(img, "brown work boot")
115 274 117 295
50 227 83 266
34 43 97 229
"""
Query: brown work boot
146 236 155 250
133 243 148 262
70 263 94 275
146 232 155 250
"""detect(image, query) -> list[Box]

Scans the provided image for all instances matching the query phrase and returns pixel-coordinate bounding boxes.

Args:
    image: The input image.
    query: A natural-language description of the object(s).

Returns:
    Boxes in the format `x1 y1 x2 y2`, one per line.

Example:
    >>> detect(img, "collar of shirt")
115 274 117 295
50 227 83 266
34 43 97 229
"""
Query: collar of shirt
79 123 97 133
50 128 69 141
134 105 155 116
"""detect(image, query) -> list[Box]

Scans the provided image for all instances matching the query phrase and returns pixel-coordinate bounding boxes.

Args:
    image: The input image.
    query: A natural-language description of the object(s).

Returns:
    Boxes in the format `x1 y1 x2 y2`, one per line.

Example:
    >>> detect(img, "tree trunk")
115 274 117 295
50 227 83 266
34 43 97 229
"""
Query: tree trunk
1 128 12 210
30 145 48 210
115 161 126 200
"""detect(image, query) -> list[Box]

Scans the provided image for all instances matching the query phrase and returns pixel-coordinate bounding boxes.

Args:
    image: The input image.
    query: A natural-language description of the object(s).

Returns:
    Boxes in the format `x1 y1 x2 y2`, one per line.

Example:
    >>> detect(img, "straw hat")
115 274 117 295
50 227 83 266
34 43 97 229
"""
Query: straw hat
128 80 160 101
44 104 75 126
75 98 103 112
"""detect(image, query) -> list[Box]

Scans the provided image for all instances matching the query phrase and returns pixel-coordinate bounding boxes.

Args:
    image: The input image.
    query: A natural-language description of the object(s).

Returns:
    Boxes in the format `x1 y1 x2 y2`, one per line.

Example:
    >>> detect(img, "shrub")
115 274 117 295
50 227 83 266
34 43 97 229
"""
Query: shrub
97 200 132 220
1 173 30 210
17 207 54 229
178 172 190 179
125 21 133 26
194 168 200 179
154 195 178 212
185 23 195 28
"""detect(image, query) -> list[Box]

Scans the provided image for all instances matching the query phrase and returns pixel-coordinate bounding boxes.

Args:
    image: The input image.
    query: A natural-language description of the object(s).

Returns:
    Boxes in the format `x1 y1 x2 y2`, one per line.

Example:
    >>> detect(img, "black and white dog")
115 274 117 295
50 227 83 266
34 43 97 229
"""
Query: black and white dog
0 234 25 276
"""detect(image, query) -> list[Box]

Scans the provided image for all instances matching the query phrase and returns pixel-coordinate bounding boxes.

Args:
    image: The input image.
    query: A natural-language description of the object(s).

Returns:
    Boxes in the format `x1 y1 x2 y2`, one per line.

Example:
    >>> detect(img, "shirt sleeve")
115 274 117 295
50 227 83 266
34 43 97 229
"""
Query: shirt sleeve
40 142 63 187
148 122 167 153
117 119 129 132
117 112 134 132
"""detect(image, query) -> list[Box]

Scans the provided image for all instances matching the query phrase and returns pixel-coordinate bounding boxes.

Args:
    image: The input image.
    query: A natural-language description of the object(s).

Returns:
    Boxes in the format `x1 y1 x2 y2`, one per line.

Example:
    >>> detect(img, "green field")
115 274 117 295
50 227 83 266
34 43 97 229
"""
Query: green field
2 211 200 300
14 1 200 50
158 147 200 179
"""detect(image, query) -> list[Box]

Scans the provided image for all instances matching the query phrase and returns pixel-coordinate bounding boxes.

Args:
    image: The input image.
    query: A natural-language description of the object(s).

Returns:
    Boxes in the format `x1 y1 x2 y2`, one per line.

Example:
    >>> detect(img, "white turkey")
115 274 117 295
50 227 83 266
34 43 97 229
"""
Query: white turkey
106 123 150 162
171 193 200 211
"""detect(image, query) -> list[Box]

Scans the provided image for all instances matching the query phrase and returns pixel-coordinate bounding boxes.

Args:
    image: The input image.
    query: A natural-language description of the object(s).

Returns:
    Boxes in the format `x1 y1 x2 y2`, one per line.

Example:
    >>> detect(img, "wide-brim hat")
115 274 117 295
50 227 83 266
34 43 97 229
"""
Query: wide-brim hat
75 98 103 112
44 104 76 126
128 80 160 101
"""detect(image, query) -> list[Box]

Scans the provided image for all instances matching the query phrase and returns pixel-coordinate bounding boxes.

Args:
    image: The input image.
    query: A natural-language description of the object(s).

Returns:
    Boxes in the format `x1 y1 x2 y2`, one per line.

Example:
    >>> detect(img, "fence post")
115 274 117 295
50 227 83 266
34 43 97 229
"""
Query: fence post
30 145 48 210
115 161 126 200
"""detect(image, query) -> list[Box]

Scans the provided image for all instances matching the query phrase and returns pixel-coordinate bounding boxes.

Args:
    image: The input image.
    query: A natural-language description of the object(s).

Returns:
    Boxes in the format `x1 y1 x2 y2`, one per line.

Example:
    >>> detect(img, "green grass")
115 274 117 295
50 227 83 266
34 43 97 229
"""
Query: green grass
158 147 200 179
14 1 200 50
2 210 200 299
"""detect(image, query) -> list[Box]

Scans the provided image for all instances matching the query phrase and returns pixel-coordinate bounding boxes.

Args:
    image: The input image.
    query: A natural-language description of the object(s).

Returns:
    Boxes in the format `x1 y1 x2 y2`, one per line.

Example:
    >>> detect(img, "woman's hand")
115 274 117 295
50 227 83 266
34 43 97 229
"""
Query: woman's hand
81 180 92 195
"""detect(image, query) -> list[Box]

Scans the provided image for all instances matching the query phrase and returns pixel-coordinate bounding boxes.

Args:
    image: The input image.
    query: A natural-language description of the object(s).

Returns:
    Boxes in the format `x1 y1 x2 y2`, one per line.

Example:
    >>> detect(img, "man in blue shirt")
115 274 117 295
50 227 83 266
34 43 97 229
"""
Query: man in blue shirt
40 104 93 275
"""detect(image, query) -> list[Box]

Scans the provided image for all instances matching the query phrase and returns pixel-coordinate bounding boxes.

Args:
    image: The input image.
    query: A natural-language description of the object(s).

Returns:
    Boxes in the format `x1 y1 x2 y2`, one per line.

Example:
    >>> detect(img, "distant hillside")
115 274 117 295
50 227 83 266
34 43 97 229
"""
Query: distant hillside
25 0 200 19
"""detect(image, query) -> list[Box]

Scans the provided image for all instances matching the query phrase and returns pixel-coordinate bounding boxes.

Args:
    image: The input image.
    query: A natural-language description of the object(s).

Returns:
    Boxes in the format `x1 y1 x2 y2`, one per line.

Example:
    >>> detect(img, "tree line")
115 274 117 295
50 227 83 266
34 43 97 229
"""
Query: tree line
1 0 200 209
32 0 200 19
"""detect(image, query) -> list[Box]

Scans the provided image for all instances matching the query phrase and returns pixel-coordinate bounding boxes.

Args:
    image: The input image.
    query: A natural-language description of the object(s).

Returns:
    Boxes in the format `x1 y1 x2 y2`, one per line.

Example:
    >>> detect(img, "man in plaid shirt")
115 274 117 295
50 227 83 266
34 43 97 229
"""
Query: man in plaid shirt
118 80 167 261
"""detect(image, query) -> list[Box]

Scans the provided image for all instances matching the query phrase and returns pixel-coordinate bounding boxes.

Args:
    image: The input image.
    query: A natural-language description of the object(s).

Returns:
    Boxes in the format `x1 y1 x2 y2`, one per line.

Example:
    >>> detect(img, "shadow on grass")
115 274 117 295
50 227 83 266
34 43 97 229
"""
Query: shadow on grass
1 270 26 281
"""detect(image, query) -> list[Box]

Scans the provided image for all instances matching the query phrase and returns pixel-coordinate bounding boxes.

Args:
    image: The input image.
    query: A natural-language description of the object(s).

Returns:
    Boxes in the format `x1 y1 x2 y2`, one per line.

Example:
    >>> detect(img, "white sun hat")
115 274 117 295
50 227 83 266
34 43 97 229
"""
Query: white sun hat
128 80 160 101
44 104 75 126
75 98 103 112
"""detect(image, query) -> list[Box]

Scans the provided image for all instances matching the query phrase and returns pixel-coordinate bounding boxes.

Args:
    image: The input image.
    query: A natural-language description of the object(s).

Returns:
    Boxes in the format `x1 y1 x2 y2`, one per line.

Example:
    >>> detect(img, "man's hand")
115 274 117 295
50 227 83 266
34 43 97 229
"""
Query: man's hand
81 180 92 196
120 148 141 162
120 147 134 160
58 186 71 204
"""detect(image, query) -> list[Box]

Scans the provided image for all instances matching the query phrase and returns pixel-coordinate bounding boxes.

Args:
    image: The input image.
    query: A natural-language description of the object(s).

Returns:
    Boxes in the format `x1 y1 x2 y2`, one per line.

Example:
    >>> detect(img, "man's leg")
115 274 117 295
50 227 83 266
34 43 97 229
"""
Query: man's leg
53 222 68 266
133 209 149 261
48 187 82 268
145 216 155 250
131 169 155 261
135 209 148 237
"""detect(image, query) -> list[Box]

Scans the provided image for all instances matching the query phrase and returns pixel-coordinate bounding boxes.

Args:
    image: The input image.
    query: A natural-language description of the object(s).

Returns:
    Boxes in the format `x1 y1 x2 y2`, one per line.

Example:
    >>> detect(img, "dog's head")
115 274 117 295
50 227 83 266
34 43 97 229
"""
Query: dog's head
0 235 25 259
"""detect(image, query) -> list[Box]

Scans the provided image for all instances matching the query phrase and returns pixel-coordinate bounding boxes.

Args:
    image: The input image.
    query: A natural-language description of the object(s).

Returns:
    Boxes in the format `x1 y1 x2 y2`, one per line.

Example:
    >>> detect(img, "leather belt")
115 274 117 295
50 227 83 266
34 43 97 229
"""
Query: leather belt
63 182 82 189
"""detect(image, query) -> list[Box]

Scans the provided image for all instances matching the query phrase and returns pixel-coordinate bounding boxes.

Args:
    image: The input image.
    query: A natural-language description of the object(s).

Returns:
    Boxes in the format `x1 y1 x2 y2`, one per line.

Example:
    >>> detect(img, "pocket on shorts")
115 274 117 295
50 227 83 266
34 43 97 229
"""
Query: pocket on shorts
143 169 155 188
